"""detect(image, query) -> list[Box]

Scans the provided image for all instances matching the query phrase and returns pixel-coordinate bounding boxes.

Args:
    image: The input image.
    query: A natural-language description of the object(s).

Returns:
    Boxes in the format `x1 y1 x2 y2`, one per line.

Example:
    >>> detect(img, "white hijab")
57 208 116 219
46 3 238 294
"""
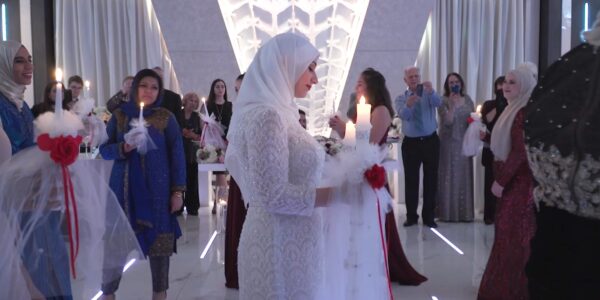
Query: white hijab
0 41 27 111
583 11 600 46
228 32 319 132
490 65 537 161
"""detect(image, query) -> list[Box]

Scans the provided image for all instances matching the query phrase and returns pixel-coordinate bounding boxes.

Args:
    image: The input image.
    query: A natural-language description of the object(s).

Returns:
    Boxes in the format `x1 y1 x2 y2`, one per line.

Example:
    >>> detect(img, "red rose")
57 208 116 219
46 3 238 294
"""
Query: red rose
467 116 474 124
364 164 386 189
37 134 82 166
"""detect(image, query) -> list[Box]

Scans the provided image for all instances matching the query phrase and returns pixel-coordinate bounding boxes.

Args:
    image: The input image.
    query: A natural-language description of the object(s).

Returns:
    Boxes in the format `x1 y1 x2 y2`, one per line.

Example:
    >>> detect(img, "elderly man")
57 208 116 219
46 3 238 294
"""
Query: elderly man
395 66 441 228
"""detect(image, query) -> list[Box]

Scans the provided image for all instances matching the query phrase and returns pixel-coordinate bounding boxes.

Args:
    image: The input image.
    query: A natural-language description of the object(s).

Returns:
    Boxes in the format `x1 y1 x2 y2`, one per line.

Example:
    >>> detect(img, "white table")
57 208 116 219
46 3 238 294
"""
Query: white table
197 163 227 207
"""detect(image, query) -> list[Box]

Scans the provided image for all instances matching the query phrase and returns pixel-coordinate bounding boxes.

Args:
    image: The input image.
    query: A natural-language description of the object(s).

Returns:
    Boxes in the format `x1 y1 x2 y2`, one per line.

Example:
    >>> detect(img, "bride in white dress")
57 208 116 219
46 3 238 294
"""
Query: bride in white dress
225 32 329 300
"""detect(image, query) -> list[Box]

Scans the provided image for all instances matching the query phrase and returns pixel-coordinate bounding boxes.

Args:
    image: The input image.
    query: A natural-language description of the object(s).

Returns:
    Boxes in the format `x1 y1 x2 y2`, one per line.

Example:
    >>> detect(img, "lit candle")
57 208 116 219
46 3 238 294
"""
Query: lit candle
201 97 208 115
84 80 90 99
55 68 63 118
476 104 482 115
344 121 356 144
139 102 144 121
356 96 371 126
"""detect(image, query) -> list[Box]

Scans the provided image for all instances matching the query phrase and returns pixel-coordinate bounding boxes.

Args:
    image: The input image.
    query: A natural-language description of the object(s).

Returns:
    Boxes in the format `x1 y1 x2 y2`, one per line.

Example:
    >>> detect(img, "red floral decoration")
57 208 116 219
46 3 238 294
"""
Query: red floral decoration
37 133 82 166
364 164 386 189
467 116 474 124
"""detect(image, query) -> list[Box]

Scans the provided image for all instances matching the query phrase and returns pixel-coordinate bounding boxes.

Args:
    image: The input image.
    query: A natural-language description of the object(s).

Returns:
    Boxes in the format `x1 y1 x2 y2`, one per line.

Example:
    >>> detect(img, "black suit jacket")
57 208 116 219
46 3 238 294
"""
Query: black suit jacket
161 89 184 127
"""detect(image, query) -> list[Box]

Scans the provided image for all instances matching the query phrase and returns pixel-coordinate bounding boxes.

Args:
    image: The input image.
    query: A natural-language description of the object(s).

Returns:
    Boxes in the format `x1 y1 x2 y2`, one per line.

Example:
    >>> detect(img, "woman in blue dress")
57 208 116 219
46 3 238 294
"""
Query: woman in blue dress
100 69 186 300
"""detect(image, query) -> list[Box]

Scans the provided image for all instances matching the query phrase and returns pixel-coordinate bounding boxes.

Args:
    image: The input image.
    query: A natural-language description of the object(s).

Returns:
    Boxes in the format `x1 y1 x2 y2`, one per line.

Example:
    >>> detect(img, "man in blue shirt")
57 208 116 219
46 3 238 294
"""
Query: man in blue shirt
395 66 441 228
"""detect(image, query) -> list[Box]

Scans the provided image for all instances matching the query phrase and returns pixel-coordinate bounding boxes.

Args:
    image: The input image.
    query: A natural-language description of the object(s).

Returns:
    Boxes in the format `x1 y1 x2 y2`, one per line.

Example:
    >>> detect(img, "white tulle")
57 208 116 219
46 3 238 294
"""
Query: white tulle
462 114 485 157
124 117 156 154
318 144 392 300
0 109 143 299
199 111 227 150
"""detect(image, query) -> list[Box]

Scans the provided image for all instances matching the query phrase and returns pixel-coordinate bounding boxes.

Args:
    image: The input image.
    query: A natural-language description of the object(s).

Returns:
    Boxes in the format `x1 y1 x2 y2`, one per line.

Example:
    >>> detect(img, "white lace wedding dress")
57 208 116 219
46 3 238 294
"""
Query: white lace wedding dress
225 107 325 300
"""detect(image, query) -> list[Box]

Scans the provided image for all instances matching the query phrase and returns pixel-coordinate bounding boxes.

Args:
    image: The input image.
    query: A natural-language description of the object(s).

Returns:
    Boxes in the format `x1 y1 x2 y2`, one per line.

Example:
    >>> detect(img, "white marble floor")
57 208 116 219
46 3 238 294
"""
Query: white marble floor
99 204 495 300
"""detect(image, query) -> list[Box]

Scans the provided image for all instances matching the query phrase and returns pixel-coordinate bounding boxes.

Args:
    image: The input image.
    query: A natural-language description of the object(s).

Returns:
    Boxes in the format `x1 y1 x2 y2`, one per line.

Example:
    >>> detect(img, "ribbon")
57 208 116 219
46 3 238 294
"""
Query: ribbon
365 164 394 300
37 133 82 278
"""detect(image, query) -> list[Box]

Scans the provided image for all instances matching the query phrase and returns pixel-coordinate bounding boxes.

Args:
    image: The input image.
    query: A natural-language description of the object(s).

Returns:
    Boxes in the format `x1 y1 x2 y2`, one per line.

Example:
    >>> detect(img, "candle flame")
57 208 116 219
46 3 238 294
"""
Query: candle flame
55 68 63 82
359 96 366 105
476 104 482 113
84 80 90 89
140 102 144 108
201 97 206 103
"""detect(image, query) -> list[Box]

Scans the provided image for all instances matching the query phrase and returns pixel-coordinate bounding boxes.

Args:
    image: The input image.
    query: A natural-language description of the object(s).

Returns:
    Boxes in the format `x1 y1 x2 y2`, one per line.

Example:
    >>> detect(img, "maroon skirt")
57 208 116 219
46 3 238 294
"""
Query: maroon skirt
386 210 428 285
224 178 247 289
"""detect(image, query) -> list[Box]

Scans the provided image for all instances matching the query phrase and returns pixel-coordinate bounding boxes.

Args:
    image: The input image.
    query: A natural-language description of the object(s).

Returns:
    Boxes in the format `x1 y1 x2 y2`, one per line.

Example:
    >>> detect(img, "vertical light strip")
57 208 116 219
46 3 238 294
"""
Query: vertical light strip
1 3 7 41
200 230 218 259
584 2 589 31
430 228 464 255
90 259 137 299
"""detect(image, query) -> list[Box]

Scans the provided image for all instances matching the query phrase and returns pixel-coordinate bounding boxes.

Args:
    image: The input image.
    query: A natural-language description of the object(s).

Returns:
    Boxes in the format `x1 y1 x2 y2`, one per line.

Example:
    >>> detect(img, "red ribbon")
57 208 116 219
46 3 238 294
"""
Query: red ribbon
365 164 394 300
37 133 82 278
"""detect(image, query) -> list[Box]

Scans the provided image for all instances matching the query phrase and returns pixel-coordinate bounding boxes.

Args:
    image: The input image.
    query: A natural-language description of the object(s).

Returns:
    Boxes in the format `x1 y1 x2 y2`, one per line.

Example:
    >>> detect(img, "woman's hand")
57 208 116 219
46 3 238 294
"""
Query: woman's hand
491 181 504 198
123 143 136 153
170 192 183 213
328 116 345 137
479 131 487 141
315 187 331 207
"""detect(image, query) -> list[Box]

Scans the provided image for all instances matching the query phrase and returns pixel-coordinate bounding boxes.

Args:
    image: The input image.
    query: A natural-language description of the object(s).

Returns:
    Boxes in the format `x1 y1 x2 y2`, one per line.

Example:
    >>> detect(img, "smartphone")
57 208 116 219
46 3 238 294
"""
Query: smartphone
416 84 424 97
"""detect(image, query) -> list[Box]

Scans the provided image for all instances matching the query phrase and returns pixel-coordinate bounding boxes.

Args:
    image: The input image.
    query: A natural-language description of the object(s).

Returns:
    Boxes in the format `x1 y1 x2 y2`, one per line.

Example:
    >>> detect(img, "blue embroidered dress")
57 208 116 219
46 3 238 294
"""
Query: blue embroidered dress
0 92 34 153
100 104 186 256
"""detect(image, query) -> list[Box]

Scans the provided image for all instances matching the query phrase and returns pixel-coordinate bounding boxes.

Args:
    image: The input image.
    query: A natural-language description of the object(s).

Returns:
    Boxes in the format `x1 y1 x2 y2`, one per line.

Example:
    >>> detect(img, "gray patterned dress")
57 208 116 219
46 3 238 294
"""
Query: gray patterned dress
436 95 474 221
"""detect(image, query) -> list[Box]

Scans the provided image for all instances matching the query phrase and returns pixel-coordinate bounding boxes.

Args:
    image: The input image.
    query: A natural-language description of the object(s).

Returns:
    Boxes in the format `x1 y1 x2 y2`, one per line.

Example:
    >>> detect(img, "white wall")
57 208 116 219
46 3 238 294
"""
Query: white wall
152 0 434 106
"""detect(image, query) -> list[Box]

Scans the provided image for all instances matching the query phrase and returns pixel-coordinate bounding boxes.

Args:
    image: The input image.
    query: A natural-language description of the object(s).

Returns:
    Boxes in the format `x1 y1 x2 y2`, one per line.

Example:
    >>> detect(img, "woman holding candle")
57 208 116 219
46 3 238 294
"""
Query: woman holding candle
477 65 537 300
330 67 427 287
436 72 475 222
100 69 186 300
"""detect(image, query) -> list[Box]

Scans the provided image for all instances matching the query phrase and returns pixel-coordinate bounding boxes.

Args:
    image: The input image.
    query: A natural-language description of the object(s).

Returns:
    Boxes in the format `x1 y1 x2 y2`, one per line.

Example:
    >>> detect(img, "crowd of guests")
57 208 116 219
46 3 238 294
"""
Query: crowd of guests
2 13 600 298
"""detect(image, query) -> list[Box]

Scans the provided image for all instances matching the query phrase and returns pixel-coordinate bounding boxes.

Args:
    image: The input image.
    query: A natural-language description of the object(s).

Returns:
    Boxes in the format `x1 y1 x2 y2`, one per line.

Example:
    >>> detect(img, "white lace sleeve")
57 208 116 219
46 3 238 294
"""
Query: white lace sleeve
246 109 316 216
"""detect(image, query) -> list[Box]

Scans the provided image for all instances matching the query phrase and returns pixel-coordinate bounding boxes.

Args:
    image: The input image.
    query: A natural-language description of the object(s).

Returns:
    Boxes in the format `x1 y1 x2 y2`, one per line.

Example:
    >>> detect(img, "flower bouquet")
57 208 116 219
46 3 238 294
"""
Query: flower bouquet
314 135 343 156
388 117 403 140
196 144 225 164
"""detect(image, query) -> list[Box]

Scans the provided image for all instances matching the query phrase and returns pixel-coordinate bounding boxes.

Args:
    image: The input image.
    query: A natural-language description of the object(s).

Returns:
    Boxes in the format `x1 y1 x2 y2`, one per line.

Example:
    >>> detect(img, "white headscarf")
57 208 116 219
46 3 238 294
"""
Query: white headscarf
490 65 537 161
583 11 600 46
228 32 319 132
0 41 27 111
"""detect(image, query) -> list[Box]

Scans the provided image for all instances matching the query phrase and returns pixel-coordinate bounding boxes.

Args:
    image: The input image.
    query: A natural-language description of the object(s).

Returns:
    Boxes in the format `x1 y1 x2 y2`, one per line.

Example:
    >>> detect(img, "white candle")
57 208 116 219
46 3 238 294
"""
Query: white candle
84 80 90 99
344 121 356 144
139 102 144 121
356 96 371 126
201 97 208 115
55 68 63 118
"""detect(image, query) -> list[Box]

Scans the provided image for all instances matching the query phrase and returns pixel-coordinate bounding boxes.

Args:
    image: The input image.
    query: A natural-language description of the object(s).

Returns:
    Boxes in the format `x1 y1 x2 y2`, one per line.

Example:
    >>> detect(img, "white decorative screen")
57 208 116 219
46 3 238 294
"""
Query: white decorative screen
218 0 369 134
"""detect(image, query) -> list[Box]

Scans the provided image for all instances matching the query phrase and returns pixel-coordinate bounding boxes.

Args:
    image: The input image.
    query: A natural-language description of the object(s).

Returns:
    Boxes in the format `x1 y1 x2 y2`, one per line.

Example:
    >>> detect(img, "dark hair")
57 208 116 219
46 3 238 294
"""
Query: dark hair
68 75 83 86
128 69 164 105
236 73 245 81
494 75 505 92
207 78 228 105
360 68 394 118
443 72 465 97
43 81 65 104
298 109 306 115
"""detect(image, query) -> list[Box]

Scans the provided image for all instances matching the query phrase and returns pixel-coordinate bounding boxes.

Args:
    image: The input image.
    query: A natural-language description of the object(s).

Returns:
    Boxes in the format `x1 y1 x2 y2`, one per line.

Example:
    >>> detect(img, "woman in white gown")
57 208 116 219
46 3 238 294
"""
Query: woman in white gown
225 32 328 299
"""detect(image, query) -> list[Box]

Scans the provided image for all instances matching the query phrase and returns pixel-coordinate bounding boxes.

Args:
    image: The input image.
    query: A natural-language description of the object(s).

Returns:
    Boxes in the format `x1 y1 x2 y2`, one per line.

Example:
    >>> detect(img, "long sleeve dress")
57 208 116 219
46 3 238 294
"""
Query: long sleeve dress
225 106 325 300
436 95 475 221
100 107 186 257
477 109 536 300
